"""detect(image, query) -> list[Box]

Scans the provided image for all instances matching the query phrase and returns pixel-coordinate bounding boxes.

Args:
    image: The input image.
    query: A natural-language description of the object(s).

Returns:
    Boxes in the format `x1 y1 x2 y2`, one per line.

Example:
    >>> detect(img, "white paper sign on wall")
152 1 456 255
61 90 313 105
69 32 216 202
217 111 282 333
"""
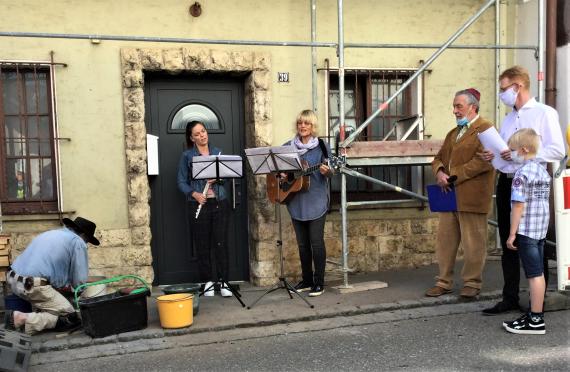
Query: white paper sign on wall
147 134 159 175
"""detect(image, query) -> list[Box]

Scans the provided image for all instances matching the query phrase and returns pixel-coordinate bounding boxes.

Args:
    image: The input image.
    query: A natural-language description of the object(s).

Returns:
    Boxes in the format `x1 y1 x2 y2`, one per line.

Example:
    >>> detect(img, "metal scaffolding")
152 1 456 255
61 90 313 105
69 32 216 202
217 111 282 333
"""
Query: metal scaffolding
0 0 547 288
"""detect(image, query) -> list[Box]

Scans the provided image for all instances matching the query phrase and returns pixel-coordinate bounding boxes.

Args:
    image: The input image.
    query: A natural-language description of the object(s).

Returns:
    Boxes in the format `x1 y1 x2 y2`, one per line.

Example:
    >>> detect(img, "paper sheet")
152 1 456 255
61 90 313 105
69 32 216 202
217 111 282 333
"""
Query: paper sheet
244 146 303 174
192 155 243 179
146 134 159 175
477 127 511 171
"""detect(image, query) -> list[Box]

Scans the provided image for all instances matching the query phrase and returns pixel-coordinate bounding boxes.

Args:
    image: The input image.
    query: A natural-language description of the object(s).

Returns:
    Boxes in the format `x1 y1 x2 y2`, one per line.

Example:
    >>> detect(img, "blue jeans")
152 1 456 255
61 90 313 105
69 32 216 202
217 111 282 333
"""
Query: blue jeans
516 234 545 279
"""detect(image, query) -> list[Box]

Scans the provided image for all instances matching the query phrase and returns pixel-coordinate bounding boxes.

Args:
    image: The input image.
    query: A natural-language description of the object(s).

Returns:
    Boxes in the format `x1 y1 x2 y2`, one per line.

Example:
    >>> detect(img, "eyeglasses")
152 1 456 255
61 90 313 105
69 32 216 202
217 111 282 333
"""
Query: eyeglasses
296 121 312 126
499 82 519 93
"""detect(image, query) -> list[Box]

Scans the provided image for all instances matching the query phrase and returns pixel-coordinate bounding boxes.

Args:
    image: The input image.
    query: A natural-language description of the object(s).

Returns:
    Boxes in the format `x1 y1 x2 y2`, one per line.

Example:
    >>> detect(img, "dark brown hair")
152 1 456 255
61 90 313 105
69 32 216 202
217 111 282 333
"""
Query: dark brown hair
185 121 206 148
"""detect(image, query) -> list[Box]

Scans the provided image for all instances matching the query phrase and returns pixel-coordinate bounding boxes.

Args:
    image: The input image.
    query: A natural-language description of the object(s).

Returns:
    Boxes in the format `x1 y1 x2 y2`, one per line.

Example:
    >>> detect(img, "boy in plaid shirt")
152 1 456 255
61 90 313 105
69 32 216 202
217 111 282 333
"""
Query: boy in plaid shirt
503 128 551 335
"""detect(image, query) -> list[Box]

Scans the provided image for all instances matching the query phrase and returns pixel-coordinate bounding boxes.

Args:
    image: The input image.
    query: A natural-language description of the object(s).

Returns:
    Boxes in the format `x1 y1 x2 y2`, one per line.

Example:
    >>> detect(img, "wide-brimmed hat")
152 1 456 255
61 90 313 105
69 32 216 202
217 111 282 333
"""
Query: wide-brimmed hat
63 217 100 246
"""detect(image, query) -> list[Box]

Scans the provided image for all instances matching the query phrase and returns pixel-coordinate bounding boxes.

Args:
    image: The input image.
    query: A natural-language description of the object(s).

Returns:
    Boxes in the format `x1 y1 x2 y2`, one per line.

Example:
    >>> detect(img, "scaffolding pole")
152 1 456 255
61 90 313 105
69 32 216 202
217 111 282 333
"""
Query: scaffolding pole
340 0 497 148
311 0 318 112
336 0 351 288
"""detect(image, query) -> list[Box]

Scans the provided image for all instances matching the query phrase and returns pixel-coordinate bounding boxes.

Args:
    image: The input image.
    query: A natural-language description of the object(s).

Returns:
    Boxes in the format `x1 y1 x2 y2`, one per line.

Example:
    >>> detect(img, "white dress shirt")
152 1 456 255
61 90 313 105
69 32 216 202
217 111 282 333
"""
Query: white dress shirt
498 97 565 173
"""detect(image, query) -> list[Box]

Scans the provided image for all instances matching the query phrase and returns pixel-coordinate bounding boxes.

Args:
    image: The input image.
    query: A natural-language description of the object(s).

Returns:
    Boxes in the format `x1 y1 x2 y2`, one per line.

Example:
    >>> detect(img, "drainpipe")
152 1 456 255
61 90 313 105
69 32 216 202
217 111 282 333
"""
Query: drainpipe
538 0 546 103
545 0 557 108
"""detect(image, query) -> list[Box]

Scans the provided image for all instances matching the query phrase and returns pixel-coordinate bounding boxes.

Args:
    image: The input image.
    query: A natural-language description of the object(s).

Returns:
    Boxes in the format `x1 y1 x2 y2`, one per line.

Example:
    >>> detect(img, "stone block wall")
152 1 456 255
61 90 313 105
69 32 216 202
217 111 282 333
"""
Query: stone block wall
277 210 498 284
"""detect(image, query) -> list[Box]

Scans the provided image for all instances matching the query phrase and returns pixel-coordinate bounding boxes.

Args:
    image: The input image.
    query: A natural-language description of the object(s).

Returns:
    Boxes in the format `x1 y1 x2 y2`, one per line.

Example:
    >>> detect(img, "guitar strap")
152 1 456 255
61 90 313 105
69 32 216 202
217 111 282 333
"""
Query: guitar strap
317 138 329 162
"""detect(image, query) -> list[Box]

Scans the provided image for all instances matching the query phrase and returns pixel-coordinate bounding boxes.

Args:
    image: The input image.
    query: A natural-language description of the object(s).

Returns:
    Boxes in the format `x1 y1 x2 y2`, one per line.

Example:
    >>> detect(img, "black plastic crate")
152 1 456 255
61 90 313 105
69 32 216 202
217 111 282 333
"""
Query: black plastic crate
78 289 150 338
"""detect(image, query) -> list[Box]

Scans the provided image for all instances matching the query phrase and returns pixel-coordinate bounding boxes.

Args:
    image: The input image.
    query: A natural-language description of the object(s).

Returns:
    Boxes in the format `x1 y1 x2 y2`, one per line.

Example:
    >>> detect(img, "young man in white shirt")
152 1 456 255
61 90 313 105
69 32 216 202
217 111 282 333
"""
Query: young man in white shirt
480 65 565 315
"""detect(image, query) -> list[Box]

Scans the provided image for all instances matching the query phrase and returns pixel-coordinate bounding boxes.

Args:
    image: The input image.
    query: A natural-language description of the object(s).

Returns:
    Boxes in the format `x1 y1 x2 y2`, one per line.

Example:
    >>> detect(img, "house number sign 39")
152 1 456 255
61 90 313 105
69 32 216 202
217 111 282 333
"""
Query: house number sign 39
278 72 289 83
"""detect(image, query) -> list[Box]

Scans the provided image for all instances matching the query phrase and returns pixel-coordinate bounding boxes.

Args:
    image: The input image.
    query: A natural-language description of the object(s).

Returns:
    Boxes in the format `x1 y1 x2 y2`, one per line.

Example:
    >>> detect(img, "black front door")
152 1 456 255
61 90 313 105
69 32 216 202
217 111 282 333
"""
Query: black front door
145 74 248 285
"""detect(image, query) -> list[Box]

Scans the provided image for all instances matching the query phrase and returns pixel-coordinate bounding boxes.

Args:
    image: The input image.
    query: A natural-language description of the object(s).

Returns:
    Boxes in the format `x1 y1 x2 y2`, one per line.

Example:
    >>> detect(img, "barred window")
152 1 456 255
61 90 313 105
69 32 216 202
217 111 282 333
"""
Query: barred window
327 69 425 205
0 64 58 214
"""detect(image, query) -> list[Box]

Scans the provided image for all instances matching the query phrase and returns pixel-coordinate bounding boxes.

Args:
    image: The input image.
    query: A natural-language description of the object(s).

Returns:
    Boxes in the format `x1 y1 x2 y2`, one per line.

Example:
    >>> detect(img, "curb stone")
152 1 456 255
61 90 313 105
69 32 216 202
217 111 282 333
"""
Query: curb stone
34 290 504 354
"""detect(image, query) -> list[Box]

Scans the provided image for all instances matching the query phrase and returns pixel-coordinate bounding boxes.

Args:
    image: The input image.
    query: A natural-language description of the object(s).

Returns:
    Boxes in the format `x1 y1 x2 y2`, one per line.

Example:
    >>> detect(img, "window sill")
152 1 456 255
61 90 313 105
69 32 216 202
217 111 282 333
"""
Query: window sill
1 211 75 222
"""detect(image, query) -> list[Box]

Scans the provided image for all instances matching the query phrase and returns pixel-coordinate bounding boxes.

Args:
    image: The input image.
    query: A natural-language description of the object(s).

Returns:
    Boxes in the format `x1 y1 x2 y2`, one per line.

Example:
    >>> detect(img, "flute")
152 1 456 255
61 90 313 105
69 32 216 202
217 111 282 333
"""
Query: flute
195 181 210 219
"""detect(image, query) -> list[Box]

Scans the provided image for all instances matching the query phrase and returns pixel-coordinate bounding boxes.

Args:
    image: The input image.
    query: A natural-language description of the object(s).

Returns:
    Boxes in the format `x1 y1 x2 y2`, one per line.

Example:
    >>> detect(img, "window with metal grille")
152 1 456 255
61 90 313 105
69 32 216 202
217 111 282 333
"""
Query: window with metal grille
327 69 425 205
0 64 58 214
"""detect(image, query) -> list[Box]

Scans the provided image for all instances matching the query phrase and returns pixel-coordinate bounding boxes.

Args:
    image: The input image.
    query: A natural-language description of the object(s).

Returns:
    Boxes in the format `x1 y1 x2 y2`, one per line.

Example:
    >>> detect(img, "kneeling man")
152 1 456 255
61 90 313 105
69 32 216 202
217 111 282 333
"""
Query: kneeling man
5 217 100 334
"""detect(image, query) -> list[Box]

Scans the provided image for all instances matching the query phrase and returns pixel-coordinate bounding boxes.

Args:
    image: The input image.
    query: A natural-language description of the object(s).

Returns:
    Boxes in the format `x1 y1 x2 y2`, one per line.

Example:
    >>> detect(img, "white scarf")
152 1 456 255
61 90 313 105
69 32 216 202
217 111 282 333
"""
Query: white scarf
293 135 319 150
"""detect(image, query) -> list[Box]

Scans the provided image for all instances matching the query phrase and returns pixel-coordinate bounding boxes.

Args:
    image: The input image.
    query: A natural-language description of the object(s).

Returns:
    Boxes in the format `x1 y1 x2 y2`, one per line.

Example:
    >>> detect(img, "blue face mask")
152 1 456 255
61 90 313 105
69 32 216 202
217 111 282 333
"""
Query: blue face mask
456 117 469 126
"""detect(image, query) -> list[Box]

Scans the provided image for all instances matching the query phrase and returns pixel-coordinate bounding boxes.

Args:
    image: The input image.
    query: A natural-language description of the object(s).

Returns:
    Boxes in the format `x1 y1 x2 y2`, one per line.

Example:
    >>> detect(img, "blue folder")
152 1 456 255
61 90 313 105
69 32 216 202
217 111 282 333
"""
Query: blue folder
426 184 457 212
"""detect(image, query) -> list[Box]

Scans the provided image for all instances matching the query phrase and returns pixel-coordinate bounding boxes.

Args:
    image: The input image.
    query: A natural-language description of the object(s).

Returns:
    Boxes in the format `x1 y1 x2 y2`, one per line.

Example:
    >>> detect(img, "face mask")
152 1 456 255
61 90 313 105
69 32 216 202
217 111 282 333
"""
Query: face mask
456 117 469 126
499 86 518 107
511 150 525 164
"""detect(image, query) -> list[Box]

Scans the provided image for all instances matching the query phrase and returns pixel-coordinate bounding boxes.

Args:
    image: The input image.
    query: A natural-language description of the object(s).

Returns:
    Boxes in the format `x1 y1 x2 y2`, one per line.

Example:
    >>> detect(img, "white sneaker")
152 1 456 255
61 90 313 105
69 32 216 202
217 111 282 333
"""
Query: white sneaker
220 283 233 297
203 281 215 297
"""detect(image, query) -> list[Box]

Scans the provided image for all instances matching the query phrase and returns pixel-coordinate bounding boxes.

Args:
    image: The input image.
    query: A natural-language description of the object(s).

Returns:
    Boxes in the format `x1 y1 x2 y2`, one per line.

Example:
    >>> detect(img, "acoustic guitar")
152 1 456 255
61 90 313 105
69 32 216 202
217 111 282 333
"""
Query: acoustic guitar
266 156 343 204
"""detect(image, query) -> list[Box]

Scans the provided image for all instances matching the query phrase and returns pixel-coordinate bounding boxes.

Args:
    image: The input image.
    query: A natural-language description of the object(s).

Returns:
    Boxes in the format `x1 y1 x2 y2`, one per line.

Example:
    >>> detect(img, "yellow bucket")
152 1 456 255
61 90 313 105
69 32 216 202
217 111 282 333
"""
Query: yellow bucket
156 293 193 328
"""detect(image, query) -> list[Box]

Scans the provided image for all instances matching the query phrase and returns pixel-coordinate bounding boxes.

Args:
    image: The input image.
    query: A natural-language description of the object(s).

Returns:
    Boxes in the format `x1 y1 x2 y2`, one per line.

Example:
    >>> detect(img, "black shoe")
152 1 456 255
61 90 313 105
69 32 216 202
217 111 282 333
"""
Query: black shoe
4 310 16 331
291 281 313 293
309 285 324 297
503 313 545 335
482 301 520 316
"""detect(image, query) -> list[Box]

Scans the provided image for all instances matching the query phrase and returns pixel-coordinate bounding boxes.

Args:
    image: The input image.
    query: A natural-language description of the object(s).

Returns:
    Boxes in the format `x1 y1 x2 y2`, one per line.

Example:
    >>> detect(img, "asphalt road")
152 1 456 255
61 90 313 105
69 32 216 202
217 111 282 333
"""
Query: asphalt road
33 306 569 371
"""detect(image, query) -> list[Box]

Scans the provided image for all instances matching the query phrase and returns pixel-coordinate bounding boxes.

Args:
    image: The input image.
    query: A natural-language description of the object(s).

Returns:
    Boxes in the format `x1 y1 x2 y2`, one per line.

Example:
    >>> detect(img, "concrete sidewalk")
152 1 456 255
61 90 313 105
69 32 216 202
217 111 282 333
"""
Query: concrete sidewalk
29 259 569 354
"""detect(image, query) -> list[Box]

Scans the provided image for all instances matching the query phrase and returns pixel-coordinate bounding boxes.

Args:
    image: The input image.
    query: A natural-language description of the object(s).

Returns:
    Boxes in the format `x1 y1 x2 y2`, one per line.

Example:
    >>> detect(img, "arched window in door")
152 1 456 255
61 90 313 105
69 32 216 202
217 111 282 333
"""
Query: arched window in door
170 104 222 132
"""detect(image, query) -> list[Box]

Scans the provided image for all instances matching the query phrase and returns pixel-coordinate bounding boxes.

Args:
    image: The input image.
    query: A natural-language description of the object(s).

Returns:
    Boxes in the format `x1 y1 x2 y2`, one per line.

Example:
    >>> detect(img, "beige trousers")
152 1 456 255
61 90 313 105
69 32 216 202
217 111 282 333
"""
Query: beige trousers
435 211 488 290
7 276 75 335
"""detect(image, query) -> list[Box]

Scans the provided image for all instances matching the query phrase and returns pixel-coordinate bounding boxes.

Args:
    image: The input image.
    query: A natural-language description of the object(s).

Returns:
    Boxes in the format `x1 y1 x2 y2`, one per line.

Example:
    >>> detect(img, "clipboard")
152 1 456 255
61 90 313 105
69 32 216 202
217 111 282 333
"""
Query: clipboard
426 184 457 212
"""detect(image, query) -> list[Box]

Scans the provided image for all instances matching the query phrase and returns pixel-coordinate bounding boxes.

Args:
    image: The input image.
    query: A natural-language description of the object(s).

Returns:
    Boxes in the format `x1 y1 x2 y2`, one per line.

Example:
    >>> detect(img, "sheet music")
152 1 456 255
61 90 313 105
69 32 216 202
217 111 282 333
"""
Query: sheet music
192 155 243 179
477 127 511 171
244 146 304 174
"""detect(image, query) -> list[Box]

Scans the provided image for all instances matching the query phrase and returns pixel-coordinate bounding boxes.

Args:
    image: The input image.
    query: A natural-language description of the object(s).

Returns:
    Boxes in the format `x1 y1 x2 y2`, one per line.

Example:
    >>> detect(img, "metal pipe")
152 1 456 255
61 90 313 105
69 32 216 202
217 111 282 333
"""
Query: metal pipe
337 0 350 288
341 166 557 247
340 0 497 148
342 167 429 201
49 51 64 217
495 0 501 129
347 199 417 207
311 0 318 112
0 32 537 51
545 0 557 107
344 42 536 50
0 31 336 48
538 0 546 103
0 59 67 67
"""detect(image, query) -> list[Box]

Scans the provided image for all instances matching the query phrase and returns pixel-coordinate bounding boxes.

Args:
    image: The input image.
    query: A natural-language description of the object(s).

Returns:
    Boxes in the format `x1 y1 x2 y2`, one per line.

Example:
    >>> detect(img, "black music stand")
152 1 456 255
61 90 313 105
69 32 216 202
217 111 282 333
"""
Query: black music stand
192 154 246 307
244 146 314 309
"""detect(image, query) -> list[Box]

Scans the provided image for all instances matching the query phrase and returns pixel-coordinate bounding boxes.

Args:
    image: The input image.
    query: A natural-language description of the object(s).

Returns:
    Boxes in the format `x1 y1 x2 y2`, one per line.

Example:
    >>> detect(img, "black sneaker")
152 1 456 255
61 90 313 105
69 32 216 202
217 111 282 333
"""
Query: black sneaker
309 285 324 297
503 313 545 335
482 301 520 316
291 281 313 293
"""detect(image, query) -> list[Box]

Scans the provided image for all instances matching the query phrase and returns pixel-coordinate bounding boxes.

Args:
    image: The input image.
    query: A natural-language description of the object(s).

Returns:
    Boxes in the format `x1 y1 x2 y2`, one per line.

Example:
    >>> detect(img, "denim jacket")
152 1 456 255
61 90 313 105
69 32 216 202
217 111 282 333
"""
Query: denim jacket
177 144 228 202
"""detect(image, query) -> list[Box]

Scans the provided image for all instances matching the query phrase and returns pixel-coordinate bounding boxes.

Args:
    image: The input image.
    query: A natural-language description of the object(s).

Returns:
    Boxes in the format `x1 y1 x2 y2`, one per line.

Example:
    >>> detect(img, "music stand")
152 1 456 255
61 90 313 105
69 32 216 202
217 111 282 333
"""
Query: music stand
244 146 314 309
192 154 246 307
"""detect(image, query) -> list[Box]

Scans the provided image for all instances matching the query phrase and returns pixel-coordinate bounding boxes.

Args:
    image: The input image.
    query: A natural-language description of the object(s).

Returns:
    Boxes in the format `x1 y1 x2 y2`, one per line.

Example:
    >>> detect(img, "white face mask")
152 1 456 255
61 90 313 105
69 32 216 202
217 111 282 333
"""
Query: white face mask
510 150 525 164
499 86 518 107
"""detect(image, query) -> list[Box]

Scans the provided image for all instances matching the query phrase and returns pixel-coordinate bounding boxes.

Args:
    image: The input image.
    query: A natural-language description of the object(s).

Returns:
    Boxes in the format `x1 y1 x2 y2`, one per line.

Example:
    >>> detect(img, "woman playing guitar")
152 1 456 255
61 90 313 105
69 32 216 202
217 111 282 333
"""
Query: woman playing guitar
282 109 334 297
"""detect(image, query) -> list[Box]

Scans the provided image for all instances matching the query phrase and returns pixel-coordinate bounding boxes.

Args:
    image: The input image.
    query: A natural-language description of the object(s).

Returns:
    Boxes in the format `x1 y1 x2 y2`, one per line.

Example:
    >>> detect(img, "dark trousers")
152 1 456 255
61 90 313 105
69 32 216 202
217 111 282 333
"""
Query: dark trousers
291 215 327 286
497 174 550 305
188 199 230 282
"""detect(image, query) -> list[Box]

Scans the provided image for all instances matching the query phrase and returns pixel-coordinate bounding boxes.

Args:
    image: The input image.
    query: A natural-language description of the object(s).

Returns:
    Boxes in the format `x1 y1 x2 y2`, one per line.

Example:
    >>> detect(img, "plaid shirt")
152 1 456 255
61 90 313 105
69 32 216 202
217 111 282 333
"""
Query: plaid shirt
511 159 551 240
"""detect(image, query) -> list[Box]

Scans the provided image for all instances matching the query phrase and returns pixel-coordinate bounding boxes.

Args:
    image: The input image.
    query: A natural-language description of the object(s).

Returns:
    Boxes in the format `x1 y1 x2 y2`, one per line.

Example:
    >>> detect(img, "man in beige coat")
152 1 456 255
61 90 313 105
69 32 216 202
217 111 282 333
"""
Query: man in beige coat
425 88 495 298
